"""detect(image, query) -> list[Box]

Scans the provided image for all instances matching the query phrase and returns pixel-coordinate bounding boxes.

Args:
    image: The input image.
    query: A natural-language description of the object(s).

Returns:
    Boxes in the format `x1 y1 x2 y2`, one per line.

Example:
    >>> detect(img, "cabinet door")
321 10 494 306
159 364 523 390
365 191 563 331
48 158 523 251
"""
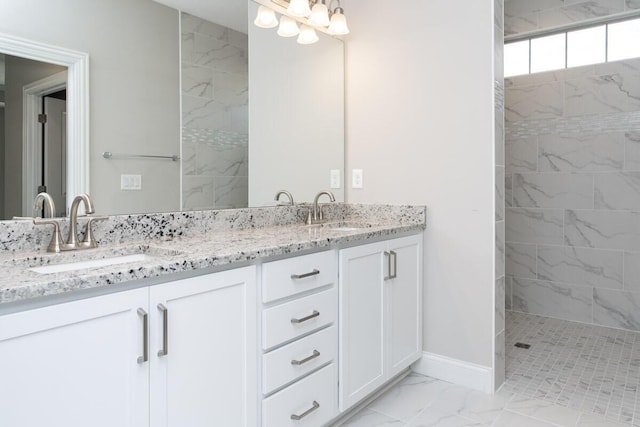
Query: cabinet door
338 241 387 411
149 267 257 427
387 234 423 377
0 289 149 427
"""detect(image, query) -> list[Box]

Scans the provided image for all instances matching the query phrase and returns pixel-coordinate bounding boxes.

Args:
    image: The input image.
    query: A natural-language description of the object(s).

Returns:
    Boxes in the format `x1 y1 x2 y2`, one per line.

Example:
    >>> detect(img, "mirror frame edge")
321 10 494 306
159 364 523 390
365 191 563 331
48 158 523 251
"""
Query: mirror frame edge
0 31 89 217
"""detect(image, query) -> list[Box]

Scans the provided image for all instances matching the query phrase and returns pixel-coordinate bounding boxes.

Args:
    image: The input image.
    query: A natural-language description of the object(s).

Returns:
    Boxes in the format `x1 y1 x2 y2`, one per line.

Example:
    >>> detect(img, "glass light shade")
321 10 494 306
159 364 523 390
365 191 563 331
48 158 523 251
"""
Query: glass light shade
254 6 278 29
277 15 300 37
287 0 311 17
297 25 319 44
308 3 330 27
327 10 349 35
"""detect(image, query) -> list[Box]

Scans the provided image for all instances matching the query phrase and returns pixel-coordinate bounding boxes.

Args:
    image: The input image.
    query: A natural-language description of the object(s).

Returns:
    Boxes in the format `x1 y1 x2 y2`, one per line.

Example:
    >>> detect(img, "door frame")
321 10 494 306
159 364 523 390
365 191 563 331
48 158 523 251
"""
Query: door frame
23 71 67 216
0 32 89 217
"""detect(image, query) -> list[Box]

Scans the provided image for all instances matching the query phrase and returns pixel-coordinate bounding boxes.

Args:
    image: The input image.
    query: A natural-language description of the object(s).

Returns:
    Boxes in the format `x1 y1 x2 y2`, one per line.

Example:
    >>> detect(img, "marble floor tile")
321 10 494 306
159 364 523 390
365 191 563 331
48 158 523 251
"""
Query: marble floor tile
340 408 404 426
506 394 582 426
406 407 488 427
491 410 560 426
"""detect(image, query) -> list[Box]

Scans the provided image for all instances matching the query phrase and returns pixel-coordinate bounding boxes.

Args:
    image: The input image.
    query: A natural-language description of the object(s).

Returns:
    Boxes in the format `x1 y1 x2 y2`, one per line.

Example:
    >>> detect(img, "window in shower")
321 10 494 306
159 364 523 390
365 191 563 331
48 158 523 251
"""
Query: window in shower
504 16 640 78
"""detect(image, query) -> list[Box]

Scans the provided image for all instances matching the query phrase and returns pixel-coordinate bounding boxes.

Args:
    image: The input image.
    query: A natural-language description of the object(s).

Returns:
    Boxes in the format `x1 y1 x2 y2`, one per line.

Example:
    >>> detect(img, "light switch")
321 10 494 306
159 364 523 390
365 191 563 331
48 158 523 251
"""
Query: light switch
352 169 363 189
330 169 341 189
121 174 142 190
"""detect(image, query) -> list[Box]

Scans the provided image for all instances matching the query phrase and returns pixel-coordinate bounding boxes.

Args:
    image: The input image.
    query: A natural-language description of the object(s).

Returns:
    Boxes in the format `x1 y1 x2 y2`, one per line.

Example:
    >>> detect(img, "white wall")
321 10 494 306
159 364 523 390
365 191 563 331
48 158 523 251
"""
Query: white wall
248 1 345 206
0 0 180 216
346 0 497 367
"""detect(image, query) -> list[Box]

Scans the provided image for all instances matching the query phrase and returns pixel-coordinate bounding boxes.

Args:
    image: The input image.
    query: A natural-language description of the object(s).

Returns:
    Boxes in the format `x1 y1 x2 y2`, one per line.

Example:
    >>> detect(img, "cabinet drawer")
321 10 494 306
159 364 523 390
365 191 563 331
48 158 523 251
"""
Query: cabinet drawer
262 363 337 427
262 250 337 303
263 326 337 395
263 287 337 350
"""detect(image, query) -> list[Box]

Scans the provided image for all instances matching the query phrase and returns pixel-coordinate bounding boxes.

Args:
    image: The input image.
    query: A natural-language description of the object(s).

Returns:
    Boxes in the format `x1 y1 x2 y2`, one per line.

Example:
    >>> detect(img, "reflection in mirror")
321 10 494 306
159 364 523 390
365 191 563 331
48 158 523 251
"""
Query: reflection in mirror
0 53 67 220
0 0 344 219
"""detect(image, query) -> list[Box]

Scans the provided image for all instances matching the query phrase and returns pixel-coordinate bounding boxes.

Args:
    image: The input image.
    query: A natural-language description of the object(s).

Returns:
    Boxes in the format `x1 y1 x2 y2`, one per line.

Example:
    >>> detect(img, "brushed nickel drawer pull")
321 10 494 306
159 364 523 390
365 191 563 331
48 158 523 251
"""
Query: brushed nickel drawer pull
290 401 320 421
384 251 391 280
291 269 320 280
390 250 398 279
291 350 321 366
157 304 168 357
137 308 148 364
291 310 320 324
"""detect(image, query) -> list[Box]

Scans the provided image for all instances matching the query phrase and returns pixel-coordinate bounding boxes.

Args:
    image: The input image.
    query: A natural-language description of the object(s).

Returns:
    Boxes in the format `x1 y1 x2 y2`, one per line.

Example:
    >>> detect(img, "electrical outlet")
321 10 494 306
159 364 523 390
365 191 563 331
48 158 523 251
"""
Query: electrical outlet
352 169 363 189
121 174 142 190
330 169 341 189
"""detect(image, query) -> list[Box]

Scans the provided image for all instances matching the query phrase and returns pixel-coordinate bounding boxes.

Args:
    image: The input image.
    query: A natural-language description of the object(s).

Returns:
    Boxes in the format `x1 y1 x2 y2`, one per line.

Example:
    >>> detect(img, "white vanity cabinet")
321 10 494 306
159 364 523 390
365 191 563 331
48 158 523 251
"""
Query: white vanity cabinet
0 288 150 427
0 266 257 427
338 234 423 411
260 250 339 427
149 267 258 427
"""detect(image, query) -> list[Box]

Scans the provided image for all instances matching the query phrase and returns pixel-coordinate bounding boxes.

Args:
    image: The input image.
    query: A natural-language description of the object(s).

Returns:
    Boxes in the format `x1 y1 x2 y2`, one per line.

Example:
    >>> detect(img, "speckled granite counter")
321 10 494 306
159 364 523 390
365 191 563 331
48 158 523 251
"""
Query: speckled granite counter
0 204 425 305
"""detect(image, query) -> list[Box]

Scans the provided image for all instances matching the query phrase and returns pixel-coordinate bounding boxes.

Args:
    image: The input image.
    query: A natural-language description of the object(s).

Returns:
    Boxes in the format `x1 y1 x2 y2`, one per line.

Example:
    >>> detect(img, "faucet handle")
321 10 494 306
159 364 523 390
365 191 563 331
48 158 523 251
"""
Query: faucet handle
82 215 109 248
33 218 65 253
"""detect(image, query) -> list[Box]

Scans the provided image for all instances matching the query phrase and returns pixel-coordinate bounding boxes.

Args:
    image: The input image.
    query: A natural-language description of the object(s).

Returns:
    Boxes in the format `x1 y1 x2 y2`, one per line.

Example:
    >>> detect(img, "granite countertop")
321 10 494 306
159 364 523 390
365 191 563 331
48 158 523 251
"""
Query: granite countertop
0 219 424 305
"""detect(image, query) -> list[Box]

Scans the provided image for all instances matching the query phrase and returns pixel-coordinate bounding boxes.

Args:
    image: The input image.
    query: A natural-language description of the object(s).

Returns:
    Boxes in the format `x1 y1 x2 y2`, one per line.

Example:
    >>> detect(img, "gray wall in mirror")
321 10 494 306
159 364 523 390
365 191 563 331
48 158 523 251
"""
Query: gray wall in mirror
0 0 345 218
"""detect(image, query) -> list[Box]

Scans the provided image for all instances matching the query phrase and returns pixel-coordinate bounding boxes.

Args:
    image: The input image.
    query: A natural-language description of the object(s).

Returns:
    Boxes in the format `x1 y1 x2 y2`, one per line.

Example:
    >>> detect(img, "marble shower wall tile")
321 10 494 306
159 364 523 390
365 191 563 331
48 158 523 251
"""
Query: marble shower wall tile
506 82 564 122
565 73 640 117
182 176 215 210
506 242 537 279
512 278 593 322
182 64 213 98
495 330 506 391
537 0 625 29
512 173 593 209
506 208 564 245
629 0 640 8
496 167 505 221
506 276 513 310
504 0 564 16
593 288 640 330
506 136 538 173
197 142 248 177
624 252 640 292
537 245 623 289
595 172 640 210
505 174 513 207
564 209 640 251
538 133 624 172
496 277 506 335
624 131 640 170
214 176 248 209
497 221 506 278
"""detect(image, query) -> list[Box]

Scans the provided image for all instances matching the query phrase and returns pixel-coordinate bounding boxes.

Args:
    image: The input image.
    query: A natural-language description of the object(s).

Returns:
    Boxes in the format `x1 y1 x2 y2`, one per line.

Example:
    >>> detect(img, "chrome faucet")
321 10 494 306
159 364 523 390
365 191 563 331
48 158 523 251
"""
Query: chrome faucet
274 190 295 206
307 190 336 225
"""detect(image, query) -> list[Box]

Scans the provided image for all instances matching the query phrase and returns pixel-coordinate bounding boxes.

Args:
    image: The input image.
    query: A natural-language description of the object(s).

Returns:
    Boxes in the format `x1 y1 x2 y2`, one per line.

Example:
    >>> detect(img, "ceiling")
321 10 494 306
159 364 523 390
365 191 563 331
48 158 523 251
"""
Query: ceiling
152 0 248 34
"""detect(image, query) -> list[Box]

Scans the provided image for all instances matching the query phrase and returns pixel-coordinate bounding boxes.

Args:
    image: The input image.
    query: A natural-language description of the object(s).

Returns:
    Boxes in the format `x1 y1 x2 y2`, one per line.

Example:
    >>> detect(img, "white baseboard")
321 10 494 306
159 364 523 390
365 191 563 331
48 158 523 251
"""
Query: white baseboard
412 351 493 394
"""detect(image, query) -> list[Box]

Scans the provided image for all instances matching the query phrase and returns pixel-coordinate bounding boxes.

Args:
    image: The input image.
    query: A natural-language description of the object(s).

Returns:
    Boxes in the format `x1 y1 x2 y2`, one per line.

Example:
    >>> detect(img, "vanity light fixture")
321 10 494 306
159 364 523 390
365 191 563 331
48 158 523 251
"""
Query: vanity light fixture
297 25 320 44
254 5 279 28
253 0 350 45
278 15 300 37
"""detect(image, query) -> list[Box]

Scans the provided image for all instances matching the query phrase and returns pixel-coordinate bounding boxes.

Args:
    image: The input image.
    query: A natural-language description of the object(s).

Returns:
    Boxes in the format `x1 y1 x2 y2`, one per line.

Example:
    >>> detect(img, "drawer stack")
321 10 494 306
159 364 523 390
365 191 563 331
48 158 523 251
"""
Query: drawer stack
261 250 338 427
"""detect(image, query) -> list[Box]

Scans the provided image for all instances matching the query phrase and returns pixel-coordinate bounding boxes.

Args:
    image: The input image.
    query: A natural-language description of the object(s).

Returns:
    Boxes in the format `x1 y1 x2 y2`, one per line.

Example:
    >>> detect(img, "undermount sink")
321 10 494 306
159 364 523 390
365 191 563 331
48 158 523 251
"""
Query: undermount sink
22 245 183 275
29 253 154 274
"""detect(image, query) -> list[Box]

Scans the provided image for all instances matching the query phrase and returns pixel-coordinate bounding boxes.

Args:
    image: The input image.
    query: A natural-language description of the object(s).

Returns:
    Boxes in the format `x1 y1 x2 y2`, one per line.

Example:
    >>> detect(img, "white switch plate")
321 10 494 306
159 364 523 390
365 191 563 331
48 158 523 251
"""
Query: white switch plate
330 169 341 189
121 174 142 190
352 169 363 189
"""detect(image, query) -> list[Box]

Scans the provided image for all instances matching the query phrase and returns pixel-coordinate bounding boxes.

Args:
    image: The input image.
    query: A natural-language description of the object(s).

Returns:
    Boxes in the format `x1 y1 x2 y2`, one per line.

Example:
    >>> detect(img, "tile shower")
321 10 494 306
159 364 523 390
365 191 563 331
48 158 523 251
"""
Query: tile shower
180 13 249 210
504 57 640 331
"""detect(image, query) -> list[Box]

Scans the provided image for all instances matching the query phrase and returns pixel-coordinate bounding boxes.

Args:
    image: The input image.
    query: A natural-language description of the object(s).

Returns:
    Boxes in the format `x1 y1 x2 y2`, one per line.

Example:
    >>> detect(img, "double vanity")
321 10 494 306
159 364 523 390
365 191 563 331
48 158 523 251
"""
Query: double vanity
0 203 425 427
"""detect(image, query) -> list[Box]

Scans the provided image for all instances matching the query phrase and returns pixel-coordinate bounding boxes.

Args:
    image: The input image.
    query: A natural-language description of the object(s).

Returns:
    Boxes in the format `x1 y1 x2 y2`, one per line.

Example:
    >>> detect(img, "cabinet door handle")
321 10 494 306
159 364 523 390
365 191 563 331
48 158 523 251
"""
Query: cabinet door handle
384 251 391 280
390 250 398 279
291 269 320 280
291 310 320 324
291 350 321 366
137 308 148 364
290 401 320 420
157 304 168 357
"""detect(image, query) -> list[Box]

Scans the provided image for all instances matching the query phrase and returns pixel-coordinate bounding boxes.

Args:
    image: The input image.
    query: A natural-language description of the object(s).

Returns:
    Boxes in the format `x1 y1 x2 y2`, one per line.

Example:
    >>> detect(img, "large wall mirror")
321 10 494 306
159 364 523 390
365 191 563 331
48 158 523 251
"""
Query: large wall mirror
0 0 344 219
